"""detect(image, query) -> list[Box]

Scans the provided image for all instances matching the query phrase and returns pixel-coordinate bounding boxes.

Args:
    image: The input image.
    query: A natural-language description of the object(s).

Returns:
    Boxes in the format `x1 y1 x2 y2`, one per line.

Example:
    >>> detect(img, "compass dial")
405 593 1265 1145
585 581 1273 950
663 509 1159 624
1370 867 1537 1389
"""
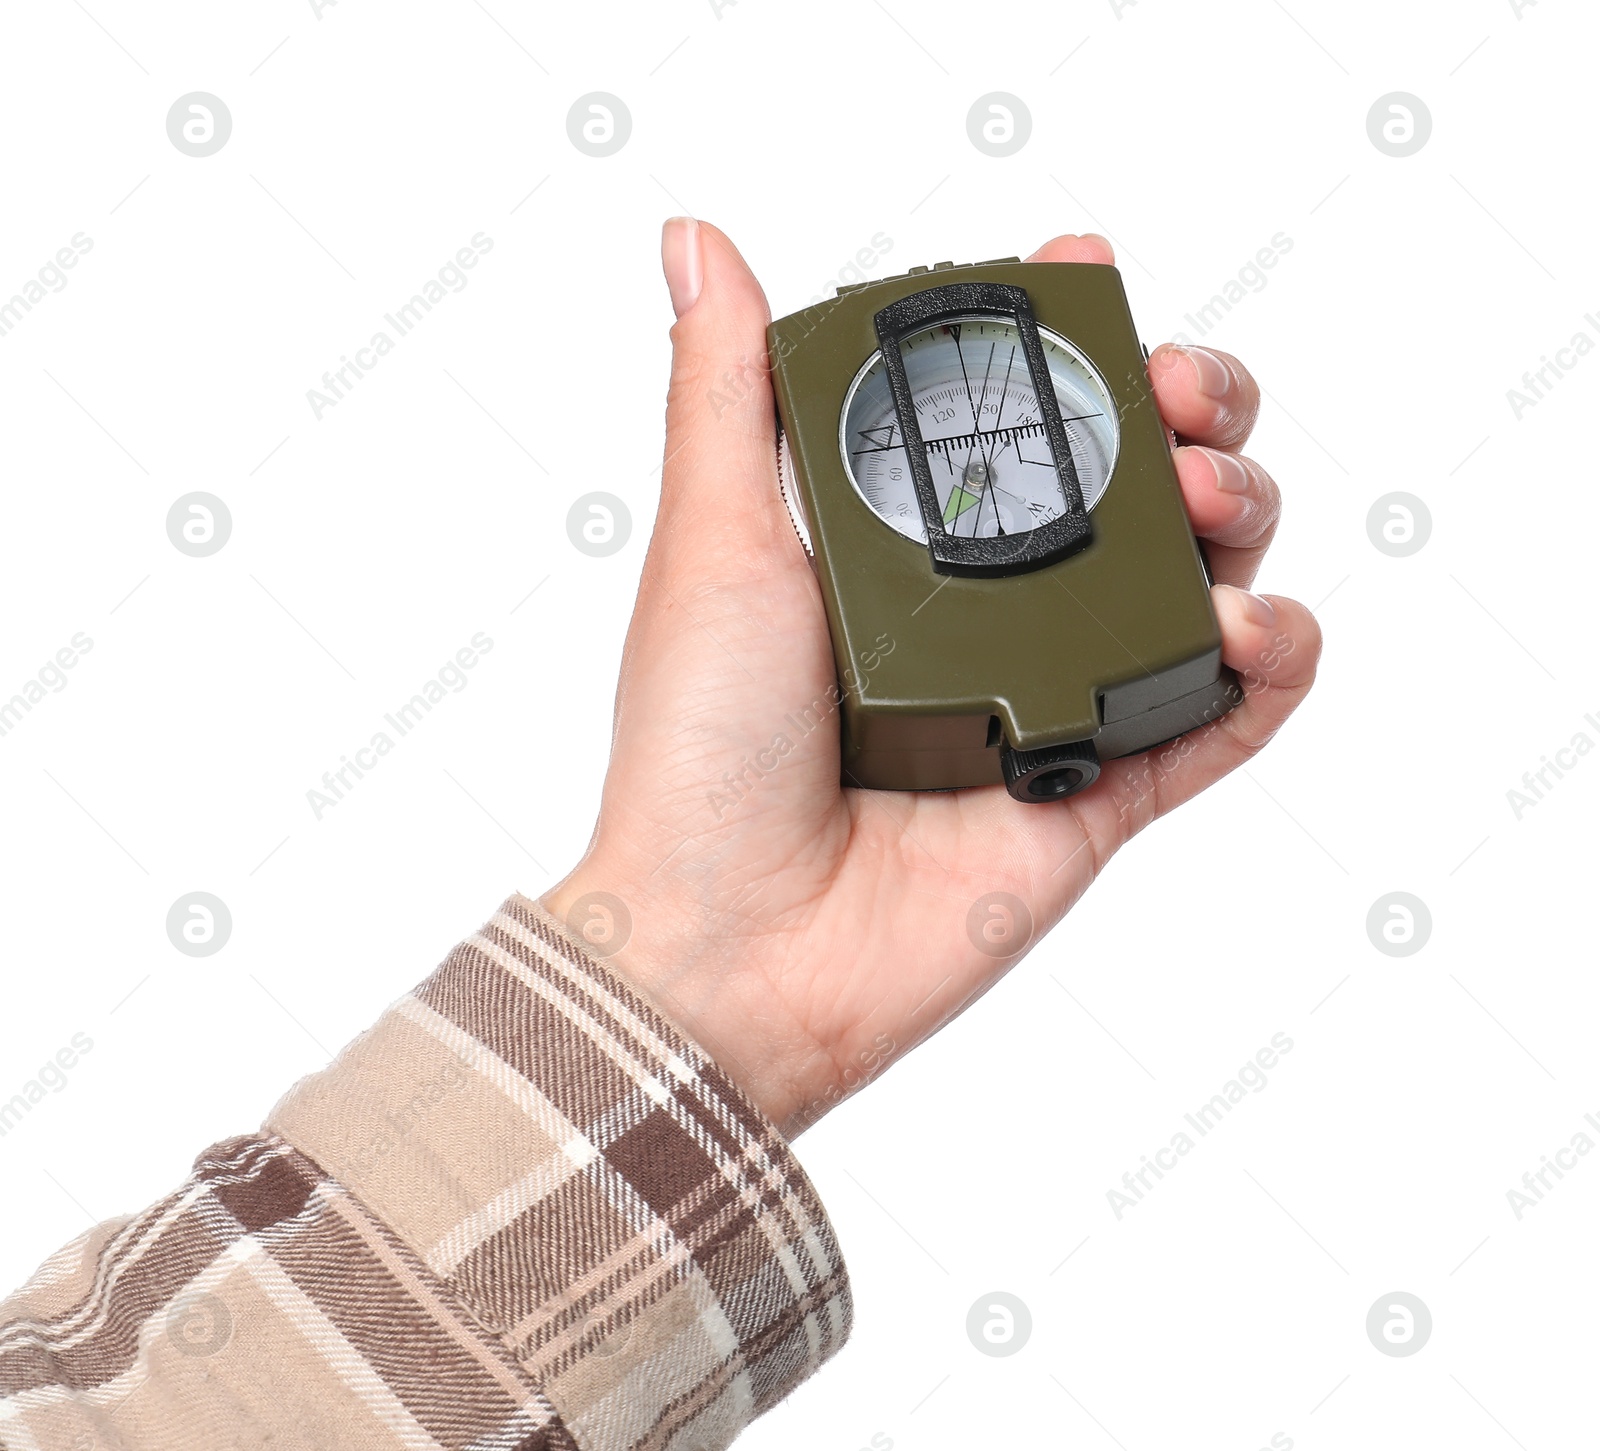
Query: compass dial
839 316 1119 545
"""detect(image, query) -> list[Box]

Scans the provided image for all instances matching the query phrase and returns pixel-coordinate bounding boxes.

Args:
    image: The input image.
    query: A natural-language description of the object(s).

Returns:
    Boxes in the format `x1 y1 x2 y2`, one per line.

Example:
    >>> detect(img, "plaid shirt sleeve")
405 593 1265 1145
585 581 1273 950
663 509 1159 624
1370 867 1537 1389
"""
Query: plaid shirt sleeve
0 893 852 1451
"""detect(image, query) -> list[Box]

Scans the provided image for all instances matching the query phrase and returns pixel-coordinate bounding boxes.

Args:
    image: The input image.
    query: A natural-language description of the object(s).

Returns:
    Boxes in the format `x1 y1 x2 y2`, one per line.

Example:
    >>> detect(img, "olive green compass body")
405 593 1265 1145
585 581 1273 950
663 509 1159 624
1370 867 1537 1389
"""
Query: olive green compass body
767 258 1242 803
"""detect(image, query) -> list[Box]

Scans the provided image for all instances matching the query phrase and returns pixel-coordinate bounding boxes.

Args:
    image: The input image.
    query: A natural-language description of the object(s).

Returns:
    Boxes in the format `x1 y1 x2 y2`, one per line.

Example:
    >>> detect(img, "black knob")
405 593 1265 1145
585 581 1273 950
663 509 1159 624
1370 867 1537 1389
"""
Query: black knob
1000 738 1100 803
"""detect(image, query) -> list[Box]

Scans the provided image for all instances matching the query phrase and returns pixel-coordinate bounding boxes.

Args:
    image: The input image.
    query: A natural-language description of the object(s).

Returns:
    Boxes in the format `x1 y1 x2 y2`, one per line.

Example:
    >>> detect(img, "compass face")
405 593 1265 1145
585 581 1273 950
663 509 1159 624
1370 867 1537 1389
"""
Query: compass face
839 316 1119 545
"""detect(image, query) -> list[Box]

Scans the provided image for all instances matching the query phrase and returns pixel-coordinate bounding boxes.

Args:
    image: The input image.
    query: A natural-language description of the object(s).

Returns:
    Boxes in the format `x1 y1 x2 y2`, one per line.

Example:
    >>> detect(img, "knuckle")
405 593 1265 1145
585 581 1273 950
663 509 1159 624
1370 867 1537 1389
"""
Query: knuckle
1239 464 1283 545
1220 709 1284 757
1215 402 1260 448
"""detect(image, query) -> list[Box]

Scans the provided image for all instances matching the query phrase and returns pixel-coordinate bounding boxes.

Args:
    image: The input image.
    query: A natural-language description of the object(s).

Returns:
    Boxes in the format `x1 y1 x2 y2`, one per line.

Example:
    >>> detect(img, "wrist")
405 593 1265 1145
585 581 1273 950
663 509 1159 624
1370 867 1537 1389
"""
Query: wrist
540 859 824 1137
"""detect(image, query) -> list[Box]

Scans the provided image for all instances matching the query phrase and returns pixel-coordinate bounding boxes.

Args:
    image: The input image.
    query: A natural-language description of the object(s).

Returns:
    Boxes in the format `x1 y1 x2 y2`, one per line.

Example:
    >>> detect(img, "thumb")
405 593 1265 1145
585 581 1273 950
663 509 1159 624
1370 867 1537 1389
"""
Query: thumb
654 218 789 574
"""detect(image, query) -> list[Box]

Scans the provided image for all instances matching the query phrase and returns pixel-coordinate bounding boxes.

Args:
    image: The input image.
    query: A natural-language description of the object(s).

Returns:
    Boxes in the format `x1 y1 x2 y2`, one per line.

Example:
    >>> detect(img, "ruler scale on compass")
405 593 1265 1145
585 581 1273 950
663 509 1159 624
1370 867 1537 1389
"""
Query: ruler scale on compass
771 258 1242 804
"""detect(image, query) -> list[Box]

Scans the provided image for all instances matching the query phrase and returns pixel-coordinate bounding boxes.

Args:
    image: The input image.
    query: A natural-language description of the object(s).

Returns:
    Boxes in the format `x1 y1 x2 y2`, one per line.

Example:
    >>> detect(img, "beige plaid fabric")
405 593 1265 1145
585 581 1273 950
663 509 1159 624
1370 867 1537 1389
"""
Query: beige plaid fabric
0 894 852 1450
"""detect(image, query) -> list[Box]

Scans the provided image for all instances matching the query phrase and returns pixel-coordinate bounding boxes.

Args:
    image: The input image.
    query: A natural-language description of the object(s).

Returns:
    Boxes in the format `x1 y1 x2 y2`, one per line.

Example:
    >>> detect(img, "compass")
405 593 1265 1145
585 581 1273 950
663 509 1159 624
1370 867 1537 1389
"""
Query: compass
840 308 1117 554
770 259 1242 803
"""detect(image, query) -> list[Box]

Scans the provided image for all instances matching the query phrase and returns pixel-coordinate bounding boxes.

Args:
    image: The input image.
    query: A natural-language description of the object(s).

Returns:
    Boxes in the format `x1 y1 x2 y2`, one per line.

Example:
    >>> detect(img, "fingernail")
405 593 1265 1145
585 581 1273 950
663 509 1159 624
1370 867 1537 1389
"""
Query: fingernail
1208 449 1252 494
1230 586 1276 628
662 217 703 318
1180 345 1233 400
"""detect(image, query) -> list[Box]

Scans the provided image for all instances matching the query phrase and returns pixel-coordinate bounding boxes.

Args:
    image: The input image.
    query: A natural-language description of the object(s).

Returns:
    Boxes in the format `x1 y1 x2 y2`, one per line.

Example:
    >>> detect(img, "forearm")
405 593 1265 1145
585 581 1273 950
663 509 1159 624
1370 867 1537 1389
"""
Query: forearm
0 894 851 1451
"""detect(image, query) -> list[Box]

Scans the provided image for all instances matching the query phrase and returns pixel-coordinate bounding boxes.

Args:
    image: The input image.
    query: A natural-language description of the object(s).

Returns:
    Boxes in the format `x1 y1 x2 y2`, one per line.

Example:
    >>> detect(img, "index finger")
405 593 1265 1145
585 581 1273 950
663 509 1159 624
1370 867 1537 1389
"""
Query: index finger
1026 233 1116 265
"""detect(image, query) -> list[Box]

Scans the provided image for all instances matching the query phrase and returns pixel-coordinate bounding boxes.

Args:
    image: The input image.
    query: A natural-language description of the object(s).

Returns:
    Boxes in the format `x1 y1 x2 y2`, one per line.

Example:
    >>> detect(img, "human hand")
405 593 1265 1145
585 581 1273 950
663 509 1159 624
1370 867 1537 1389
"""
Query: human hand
543 220 1321 1139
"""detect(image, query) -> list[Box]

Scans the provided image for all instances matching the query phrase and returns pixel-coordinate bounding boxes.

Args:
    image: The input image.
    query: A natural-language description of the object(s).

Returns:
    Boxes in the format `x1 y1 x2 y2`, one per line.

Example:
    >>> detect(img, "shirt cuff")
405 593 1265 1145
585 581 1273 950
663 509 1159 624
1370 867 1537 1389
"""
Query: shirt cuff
266 891 852 1451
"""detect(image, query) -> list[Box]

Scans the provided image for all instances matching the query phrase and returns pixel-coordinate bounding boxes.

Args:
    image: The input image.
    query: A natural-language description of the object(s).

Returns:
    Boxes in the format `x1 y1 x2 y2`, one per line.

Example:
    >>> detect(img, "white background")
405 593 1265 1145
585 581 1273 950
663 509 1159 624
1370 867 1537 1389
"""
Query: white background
1 2 1595 1448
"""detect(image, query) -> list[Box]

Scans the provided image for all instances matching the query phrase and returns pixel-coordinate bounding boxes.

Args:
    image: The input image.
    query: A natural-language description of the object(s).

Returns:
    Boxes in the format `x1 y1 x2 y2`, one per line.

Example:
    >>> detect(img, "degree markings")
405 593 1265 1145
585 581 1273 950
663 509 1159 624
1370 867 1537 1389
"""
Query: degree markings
846 319 1113 541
